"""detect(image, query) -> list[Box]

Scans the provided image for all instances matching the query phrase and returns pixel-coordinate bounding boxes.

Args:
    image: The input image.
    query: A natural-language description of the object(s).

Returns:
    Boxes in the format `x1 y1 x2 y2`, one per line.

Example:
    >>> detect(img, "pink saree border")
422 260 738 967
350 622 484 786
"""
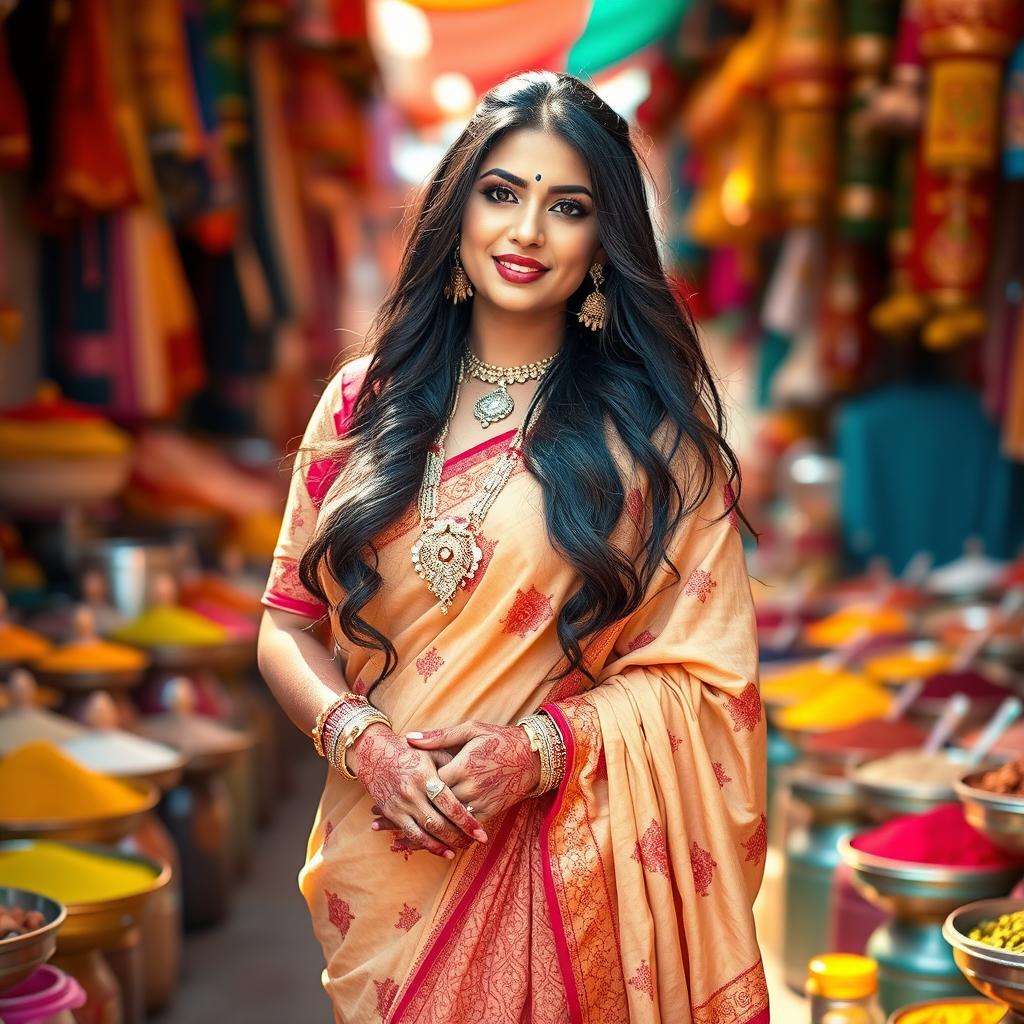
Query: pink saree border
540 702 585 1024
389 809 521 1023
260 588 325 620
441 427 517 478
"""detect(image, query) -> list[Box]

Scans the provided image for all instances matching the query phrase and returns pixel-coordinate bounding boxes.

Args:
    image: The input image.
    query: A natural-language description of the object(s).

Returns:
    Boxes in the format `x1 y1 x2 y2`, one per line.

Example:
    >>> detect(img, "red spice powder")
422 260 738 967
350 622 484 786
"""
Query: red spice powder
916 670 1007 701
852 804 1021 868
808 718 925 754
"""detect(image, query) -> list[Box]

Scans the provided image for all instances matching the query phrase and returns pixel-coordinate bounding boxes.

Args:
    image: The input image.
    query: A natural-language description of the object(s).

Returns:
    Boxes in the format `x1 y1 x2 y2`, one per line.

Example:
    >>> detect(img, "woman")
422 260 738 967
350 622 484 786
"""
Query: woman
257 71 768 1024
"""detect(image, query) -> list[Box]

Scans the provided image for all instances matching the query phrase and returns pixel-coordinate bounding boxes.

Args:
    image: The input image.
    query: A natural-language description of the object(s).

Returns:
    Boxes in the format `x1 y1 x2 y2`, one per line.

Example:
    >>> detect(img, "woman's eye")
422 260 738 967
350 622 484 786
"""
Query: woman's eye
552 199 585 217
485 185 517 203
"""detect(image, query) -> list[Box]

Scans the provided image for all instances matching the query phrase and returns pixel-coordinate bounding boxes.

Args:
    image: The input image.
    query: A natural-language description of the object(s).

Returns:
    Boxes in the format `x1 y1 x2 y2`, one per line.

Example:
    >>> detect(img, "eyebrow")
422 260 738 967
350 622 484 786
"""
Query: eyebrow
477 167 593 200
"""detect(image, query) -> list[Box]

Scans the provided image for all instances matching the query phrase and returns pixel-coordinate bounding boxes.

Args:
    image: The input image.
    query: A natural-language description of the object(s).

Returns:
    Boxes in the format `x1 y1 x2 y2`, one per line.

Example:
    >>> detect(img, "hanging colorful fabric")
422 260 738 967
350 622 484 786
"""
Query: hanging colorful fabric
0 25 29 172
770 0 844 225
836 0 900 240
870 143 930 339
909 0 1022 349
201 0 248 147
39 0 145 220
568 0 693 76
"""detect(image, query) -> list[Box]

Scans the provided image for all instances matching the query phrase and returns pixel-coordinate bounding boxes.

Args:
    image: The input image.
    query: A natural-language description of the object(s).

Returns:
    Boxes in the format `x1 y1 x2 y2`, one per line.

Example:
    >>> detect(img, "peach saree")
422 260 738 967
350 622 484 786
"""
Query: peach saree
262 357 769 1024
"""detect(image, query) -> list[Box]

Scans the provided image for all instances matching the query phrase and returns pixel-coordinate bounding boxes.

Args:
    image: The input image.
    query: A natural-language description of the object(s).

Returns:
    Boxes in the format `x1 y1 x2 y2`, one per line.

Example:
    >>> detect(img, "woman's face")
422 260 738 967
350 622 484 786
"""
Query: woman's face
458 128 604 317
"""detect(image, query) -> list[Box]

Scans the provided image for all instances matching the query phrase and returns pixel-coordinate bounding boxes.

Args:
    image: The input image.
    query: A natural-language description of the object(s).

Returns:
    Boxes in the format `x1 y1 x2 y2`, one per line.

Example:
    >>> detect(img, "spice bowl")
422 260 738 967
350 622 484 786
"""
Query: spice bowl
0 779 159 844
32 666 146 695
943 899 1024 1023
0 841 171 951
0 886 66 992
787 766 863 821
956 773 1024 856
142 639 254 674
885 996 1005 1022
853 749 982 821
839 838 1023 923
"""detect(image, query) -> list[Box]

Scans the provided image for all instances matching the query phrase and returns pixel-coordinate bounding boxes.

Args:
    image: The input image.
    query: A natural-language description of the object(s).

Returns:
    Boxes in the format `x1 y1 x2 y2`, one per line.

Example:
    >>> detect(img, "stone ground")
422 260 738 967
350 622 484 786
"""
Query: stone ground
155 749 802 1024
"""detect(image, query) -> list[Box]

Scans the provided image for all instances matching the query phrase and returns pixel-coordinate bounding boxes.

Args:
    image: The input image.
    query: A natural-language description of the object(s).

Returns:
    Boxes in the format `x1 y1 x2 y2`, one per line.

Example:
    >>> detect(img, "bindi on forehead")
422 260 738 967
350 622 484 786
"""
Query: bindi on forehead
535 174 542 181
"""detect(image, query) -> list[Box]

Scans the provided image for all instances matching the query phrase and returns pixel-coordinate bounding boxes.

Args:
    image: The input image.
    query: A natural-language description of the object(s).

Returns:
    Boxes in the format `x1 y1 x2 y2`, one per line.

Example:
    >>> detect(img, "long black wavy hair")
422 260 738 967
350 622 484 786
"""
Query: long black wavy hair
299 71 741 694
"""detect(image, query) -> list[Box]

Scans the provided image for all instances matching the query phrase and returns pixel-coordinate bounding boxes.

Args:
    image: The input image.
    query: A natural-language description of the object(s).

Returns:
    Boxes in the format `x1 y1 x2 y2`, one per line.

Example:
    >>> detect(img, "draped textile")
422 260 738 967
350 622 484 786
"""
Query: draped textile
262 357 769 1024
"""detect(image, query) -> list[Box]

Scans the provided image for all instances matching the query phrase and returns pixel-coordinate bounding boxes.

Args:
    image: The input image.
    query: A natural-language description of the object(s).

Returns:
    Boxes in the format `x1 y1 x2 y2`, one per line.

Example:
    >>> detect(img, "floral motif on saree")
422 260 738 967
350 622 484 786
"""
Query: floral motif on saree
262 358 769 1024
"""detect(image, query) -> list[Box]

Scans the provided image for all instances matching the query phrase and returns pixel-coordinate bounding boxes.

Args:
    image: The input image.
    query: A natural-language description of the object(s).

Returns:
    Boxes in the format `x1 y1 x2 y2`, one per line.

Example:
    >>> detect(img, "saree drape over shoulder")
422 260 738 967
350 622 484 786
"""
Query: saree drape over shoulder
262 358 769 1024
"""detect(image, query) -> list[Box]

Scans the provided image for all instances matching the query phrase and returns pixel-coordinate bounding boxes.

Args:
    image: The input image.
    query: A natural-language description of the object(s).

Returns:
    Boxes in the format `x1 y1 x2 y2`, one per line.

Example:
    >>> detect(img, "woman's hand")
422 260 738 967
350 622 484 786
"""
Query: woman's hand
372 722 540 837
350 723 488 859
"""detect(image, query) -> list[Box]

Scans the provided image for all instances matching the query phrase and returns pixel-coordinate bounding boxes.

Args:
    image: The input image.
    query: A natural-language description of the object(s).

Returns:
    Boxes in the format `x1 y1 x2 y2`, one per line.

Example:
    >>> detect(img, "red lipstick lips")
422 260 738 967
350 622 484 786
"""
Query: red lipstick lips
492 253 549 284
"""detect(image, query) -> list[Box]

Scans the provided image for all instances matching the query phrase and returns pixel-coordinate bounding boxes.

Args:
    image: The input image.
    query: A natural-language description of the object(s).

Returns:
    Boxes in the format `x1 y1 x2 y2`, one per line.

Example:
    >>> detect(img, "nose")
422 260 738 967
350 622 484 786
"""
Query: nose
508 202 544 247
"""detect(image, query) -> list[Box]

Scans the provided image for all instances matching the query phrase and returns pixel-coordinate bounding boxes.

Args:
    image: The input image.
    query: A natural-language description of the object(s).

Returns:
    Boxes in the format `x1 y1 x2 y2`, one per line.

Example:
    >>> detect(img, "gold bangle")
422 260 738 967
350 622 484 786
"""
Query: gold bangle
535 712 566 794
518 714 556 797
312 693 365 757
336 710 391 781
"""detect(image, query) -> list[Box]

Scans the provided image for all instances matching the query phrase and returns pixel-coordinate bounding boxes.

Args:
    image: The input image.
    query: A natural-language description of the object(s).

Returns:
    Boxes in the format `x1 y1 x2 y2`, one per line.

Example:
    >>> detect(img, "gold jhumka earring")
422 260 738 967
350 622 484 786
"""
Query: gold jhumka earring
444 239 474 304
578 261 606 331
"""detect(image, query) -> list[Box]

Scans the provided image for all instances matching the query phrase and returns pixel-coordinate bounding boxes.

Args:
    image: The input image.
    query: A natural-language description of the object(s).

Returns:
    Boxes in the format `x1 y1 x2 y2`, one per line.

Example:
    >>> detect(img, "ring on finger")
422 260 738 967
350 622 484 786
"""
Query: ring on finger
465 803 474 815
425 777 444 801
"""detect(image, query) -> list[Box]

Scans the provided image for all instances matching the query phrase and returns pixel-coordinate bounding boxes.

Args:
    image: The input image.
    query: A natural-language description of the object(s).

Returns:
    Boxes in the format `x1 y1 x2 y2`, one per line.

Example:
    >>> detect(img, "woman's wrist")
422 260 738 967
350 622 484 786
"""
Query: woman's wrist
517 712 565 796
347 721 393 777
515 724 544 794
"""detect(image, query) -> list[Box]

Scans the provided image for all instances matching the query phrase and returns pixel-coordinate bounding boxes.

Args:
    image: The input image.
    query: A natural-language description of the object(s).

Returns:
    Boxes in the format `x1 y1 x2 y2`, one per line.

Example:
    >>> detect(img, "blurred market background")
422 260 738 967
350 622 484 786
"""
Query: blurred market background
1 0 1024 1022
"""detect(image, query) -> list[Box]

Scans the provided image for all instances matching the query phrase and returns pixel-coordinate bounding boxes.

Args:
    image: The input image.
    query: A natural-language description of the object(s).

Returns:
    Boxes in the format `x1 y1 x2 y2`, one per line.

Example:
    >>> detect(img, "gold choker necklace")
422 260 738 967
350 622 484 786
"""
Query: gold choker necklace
464 348 557 428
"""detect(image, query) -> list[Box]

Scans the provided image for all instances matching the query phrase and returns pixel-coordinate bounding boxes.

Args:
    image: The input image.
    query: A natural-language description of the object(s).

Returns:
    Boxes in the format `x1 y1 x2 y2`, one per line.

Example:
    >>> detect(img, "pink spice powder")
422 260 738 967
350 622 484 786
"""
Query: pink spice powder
852 803 1023 868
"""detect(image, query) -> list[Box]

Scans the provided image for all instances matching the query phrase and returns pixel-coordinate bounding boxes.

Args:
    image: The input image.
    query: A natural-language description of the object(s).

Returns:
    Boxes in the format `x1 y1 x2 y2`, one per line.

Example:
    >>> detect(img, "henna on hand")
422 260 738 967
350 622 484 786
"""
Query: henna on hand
445 727 541 810
354 726 481 857
403 720 540 823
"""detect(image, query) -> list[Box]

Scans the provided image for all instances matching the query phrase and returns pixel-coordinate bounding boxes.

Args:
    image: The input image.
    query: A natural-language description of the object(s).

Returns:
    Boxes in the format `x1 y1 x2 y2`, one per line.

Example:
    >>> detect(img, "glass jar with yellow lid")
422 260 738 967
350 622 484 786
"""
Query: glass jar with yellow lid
808 954 884 1024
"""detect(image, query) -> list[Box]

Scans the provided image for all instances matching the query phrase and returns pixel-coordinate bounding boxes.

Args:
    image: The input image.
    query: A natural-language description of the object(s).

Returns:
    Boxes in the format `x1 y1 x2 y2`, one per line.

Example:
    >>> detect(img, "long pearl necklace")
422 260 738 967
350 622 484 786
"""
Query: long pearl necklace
412 361 528 613
464 348 556 428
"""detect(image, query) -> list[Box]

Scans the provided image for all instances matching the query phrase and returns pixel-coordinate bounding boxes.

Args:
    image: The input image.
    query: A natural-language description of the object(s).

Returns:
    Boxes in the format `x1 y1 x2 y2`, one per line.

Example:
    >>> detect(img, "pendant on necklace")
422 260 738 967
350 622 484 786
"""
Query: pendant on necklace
472 382 514 428
411 519 482 613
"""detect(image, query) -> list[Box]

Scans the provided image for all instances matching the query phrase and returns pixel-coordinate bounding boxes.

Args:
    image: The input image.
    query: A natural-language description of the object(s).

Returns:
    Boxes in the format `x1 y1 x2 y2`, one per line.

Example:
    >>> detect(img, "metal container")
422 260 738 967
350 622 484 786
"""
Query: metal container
839 837 1022 1015
78 539 177 619
783 769 867 992
853 749 983 821
118 813 182 1013
943 898 1024 1023
956 772 1024 856
767 723 800 811
0 841 169 1024
0 887 65 993
158 773 234 930
886 996 1004 1022
0 780 159 846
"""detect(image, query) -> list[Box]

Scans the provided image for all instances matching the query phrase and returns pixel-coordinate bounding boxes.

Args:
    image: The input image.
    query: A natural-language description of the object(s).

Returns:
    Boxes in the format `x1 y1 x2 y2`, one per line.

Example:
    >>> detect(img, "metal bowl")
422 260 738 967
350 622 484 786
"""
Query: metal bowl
32 666 146 694
143 639 255 673
839 837 1022 921
886 996 1006 1023
0 841 170 952
786 766 863 822
924 605 1024 666
0 779 159 844
944 898 1024 1022
0 887 65 993
957 772 1024 856
853 749 983 821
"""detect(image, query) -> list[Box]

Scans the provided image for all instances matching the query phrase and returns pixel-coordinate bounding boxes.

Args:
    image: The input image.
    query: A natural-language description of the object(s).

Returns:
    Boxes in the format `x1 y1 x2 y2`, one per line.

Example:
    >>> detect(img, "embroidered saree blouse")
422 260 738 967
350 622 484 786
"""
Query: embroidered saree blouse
262 356 769 1024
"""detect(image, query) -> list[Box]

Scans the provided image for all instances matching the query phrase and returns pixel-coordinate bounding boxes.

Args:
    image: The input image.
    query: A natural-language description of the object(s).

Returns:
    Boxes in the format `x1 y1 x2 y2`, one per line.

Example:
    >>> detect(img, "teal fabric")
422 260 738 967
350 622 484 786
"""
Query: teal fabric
836 383 1024 572
755 329 791 409
568 0 692 75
